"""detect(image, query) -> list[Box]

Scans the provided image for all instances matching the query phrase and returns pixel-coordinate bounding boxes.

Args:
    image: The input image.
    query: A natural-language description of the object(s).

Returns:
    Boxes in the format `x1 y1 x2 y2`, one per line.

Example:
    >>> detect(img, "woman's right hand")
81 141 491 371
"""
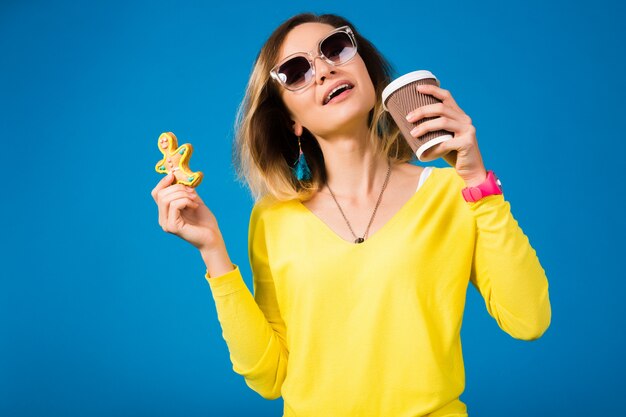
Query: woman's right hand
151 173 224 252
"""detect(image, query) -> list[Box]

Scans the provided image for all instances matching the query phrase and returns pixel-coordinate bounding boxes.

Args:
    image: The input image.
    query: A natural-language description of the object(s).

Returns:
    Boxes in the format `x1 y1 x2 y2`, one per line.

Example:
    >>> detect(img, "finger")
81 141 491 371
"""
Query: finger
156 185 196 228
151 173 176 202
157 183 195 202
406 102 469 124
421 137 459 162
185 187 205 206
162 189 198 204
416 84 462 111
410 117 463 138
166 197 200 233
158 190 197 229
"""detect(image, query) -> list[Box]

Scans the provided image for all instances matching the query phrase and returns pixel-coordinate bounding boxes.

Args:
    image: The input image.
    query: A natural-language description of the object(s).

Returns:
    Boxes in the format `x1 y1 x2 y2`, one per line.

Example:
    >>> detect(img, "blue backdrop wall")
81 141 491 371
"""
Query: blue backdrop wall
1 0 624 416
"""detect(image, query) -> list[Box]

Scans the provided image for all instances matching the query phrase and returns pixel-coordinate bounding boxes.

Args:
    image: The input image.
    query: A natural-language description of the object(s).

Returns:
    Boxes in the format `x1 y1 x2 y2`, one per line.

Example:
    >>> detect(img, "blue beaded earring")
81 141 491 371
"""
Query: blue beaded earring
292 136 311 181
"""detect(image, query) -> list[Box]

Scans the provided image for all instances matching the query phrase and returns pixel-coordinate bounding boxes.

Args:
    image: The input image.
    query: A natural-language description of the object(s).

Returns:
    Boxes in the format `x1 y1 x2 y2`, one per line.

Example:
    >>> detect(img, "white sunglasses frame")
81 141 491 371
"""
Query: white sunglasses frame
269 26 358 91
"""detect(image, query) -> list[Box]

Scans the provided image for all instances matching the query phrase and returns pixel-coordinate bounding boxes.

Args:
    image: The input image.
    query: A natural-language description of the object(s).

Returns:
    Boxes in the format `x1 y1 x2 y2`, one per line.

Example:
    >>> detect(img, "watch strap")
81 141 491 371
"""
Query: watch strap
462 170 503 202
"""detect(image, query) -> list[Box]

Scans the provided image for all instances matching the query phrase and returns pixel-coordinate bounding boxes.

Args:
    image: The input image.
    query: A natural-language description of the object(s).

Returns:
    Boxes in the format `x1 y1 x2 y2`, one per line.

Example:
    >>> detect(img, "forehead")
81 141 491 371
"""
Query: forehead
278 23 338 61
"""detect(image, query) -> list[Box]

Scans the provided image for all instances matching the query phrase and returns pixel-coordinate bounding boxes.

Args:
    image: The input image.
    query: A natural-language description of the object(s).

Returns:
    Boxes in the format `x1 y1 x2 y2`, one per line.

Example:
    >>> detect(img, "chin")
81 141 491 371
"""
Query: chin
315 111 372 137
332 101 373 126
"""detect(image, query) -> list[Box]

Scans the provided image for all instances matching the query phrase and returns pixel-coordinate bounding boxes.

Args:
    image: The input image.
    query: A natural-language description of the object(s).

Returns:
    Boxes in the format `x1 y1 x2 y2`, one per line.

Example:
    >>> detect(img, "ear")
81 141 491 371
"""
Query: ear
291 120 303 137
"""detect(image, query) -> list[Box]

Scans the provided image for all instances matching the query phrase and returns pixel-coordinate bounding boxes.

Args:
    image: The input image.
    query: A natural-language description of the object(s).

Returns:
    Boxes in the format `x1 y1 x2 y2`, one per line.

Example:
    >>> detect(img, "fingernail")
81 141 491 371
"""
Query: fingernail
405 113 412 121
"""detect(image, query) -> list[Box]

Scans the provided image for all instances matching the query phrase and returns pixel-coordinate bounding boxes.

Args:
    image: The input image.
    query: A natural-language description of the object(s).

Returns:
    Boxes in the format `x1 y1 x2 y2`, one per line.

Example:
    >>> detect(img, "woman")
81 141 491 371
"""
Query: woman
151 13 551 417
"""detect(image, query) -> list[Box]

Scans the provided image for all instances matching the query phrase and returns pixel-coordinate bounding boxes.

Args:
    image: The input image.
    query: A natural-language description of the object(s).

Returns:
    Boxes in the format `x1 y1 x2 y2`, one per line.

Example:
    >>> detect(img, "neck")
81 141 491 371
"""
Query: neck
313 124 390 203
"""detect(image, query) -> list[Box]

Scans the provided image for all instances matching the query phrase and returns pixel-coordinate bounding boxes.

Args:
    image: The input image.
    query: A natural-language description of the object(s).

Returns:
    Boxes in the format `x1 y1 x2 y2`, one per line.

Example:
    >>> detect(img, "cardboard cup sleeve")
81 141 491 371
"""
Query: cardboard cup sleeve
382 70 453 162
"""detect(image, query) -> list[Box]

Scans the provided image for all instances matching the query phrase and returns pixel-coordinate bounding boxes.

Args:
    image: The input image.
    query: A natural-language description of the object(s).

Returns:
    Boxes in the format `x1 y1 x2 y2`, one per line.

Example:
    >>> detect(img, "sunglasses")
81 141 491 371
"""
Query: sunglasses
270 26 358 91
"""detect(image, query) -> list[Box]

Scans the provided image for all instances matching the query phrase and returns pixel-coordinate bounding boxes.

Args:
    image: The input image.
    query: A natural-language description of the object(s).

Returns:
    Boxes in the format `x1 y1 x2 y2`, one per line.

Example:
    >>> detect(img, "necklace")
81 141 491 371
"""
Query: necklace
326 158 392 244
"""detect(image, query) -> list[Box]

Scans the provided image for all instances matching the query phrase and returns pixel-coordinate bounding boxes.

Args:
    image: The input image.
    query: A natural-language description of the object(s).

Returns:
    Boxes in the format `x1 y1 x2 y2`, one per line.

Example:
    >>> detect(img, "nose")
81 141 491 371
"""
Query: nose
313 56 335 84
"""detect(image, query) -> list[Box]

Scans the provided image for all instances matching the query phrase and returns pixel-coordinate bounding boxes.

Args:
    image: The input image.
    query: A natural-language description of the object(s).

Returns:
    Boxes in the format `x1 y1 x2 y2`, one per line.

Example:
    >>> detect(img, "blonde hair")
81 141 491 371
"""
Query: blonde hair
232 13 415 203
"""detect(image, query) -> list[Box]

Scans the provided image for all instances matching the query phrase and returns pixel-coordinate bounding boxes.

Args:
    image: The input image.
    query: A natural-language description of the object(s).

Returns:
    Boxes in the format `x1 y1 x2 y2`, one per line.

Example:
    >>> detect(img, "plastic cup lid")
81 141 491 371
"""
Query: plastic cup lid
382 70 440 111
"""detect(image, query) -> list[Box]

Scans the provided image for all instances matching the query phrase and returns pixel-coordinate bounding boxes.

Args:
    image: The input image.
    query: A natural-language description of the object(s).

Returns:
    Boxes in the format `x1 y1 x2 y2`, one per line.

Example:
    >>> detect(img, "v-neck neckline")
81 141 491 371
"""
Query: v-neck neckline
294 167 439 248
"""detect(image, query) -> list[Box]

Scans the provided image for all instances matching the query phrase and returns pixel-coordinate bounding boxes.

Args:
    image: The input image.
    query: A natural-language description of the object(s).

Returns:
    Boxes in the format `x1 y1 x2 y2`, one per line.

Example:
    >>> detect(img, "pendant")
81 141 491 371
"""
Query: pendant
355 237 365 244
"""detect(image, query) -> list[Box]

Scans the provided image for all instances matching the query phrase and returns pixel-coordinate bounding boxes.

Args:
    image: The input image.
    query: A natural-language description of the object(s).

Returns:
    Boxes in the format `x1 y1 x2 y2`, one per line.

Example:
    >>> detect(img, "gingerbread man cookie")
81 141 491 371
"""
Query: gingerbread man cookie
155 132 203 187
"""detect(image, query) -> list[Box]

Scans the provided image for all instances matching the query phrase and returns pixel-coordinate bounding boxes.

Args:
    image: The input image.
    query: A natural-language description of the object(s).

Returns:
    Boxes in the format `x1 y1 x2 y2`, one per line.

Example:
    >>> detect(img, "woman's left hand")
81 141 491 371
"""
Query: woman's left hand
405 84 487 187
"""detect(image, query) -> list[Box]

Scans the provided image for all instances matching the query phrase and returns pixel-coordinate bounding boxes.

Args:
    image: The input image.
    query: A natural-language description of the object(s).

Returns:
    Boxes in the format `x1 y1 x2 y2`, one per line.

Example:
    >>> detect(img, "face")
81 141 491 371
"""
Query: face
275 23 377 138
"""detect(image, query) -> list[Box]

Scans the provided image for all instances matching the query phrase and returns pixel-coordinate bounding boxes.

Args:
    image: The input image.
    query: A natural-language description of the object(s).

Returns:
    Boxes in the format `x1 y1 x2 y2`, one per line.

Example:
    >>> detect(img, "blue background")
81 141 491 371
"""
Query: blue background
1 0 624 415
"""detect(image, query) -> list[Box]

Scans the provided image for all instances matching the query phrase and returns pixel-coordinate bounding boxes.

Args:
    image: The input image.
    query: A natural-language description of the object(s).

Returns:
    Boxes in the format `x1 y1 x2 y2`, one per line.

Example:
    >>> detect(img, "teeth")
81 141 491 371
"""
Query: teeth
325 84 351 104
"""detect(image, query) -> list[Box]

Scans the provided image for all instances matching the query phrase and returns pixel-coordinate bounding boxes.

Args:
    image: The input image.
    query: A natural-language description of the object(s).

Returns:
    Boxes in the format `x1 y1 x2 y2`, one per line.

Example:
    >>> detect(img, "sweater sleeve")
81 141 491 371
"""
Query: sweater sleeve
466 193 552 341
204 200 288 399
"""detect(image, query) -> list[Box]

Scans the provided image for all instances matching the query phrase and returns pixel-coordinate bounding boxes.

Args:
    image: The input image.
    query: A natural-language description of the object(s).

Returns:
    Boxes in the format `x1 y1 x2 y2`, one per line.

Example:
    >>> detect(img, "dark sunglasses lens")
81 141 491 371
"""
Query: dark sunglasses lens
278 56 312 89
321 32 356 63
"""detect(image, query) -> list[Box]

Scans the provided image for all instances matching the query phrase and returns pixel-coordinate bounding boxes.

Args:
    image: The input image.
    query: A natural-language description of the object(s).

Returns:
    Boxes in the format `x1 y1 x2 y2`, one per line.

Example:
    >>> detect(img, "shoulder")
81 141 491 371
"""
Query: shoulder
431 167 476 217
398 164 463 190
393 162 459 183
436 166 465 186
419 166 467 201
250 193 300 225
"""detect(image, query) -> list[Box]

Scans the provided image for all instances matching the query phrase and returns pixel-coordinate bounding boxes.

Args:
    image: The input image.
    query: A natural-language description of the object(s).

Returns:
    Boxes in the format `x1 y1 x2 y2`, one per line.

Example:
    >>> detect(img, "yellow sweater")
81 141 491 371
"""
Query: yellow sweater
205 167 551 417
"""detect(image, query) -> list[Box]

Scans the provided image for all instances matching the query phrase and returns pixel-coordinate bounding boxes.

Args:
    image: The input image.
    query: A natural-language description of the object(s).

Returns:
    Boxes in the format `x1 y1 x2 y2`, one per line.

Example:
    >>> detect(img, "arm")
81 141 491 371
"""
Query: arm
404 82 551 341
204 201 288 399
467 194 552 340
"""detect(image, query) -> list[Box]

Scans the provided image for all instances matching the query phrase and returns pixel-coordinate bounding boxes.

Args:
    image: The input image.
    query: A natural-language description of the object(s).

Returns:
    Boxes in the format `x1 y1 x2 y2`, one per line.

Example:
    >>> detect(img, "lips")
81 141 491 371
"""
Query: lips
322 80 355 105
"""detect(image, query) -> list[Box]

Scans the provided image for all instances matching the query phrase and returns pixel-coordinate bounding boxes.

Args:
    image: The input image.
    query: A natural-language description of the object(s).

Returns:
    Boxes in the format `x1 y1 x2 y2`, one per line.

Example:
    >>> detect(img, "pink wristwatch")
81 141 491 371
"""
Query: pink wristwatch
462 170 503 202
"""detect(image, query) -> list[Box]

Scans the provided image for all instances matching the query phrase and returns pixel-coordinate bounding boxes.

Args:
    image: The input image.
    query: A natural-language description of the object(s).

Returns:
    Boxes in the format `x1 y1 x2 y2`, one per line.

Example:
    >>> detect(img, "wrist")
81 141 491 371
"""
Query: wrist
196 225 226 254
463 169 488 187
201 244 235 279
199 240 227 262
